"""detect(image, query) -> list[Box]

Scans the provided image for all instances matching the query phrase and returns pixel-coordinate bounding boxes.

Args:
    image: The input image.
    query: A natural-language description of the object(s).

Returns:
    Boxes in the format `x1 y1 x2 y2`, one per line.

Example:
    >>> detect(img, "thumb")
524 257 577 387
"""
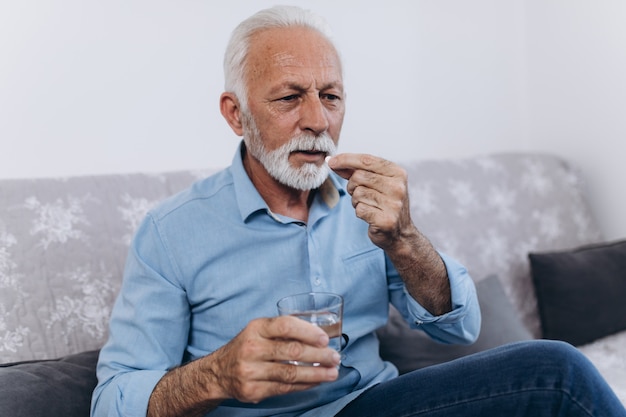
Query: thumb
326 156 354 180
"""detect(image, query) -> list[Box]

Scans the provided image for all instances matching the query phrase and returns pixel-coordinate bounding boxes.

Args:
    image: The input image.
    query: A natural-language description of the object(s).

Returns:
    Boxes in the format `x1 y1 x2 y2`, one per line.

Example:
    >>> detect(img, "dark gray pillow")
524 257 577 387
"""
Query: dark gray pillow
0 349 99 417
529 239 626 346
378 275 532 373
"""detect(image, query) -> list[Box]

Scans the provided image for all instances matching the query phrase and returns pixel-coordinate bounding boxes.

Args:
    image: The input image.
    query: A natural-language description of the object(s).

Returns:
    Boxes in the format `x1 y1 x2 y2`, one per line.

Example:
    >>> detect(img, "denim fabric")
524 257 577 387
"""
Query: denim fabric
336 340 626 417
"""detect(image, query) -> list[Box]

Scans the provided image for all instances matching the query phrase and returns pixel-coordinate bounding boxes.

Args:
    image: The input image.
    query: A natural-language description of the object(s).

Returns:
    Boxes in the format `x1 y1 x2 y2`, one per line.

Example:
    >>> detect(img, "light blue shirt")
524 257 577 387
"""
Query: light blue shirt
91 144 480 417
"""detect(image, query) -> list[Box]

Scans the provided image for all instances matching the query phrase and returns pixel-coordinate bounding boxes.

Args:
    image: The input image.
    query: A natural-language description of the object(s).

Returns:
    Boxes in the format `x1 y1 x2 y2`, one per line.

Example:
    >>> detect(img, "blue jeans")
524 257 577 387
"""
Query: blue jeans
336 340 625 416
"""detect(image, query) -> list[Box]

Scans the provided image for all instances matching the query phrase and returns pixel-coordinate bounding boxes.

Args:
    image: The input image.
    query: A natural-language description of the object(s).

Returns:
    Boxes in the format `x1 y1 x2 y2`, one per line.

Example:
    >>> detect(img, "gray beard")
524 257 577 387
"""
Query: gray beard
242 112 337 191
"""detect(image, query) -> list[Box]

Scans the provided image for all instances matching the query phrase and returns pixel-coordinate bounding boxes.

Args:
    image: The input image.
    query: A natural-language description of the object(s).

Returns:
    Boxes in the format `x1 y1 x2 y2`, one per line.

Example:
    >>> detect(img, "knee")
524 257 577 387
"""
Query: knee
525 339 577 356
513 339 577 358
513 339 592 374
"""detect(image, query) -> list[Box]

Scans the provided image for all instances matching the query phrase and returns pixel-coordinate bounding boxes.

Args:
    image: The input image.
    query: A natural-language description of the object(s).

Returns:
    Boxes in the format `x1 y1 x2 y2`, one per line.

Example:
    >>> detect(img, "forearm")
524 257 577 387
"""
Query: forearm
386 226 452 316
147 356 224 417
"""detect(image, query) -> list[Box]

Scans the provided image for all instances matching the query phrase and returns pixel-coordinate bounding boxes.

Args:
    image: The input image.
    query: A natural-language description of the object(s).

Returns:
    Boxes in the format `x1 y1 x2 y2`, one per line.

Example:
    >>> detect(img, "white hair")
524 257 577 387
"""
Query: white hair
223 5 338 112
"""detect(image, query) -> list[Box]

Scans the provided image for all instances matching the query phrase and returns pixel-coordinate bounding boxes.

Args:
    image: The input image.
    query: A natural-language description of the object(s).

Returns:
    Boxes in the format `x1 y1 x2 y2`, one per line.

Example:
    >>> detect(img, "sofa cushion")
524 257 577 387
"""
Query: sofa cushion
529 239 626 346
0 349 99 417
378 275 532 373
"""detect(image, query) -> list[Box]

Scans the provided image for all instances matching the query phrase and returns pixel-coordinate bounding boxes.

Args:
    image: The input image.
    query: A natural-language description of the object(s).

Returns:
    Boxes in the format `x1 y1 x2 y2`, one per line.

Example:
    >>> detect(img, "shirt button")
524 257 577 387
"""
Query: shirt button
314 277 321 286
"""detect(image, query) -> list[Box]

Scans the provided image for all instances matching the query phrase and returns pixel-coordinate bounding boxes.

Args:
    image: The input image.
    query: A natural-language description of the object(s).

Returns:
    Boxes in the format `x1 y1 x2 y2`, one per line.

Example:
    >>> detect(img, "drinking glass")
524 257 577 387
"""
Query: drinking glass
277 292 344 366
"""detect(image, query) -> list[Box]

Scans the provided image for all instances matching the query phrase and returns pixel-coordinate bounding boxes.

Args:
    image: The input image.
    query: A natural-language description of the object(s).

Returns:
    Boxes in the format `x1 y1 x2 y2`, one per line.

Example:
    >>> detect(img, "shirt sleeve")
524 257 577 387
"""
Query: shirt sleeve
91 214 190 417
388 252 481 345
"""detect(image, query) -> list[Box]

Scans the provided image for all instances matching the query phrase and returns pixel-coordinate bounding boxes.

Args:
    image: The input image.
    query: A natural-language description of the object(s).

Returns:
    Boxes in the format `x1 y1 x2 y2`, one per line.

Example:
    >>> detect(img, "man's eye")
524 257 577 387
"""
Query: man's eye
323 94 340 101
279 95 299 102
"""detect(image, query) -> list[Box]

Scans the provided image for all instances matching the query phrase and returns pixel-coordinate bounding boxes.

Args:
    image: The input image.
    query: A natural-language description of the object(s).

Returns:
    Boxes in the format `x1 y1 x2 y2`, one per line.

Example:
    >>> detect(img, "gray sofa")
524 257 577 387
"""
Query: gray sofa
1 152 625 416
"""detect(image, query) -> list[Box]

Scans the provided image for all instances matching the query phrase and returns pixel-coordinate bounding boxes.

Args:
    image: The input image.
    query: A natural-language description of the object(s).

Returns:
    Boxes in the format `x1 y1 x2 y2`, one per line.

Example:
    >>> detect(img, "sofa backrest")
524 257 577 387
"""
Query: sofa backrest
0 153 602 363
403 153 602 337
0 169 217 363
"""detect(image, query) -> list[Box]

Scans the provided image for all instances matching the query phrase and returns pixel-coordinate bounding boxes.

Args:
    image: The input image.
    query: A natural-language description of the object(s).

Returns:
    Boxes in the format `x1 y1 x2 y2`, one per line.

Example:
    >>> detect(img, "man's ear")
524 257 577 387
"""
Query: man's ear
220 92 244 136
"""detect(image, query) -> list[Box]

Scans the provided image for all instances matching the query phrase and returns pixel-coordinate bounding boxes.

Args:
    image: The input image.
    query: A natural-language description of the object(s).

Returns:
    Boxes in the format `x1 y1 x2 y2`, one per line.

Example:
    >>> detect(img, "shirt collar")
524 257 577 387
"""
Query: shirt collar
229 141 346 223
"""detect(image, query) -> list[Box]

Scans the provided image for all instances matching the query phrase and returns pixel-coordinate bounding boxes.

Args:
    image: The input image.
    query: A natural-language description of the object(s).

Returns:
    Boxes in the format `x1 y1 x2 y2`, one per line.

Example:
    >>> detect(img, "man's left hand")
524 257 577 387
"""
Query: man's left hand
327 153 415 251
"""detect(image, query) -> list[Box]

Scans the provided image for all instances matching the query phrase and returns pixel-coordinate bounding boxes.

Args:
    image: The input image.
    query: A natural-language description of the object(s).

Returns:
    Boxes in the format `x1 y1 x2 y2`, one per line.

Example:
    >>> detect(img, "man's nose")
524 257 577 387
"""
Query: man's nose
300 95 330 135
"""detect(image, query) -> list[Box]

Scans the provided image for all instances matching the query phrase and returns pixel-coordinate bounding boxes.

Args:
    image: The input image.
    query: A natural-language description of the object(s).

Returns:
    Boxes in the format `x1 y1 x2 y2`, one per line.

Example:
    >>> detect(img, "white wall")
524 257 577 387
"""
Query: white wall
524 0 626 240
1 1 625 239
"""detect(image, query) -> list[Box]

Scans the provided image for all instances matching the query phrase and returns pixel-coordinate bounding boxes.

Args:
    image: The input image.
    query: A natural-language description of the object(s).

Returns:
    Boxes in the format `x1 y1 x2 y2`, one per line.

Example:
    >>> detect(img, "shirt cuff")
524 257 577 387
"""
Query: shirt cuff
404 252 476 325
92 370 166 417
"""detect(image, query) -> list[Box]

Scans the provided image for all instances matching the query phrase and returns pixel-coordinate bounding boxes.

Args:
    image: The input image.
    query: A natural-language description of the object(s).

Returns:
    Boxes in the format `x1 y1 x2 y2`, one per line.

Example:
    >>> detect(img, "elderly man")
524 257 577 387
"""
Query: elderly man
91 6 625 417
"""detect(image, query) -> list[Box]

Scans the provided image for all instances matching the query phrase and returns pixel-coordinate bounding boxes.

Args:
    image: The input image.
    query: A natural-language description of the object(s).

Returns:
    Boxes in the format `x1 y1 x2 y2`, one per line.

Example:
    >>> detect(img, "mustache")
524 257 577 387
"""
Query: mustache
283 133 336 154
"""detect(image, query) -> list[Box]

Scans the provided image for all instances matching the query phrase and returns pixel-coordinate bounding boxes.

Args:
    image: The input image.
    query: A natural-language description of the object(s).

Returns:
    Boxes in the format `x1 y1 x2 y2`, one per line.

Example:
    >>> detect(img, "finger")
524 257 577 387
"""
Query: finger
348 171 395 201
236 382 318 404
327 165 354 181
236 318 339 369
232 364 338 403
235 329 340 368
259 316 329 348
350 186 382 212
269 339 341 368
354 184 405 213
333 156 408 208
229 353 339 385
227 374 320 404
265 361 339 384
356 203 400 232
223 356 339 404
328 153 400 177
326 153 370 180
345 169 386 195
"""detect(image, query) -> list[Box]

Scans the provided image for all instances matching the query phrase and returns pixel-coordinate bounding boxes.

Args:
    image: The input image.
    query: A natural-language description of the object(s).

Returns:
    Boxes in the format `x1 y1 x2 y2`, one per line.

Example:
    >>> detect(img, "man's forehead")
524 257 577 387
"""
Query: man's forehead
247 26 341 69
244 28 342 92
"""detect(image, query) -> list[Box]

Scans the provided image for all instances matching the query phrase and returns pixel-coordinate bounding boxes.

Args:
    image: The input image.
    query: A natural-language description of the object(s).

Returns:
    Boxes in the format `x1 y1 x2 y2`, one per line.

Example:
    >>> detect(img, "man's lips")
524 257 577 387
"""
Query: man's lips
292 150 327 162
298 150 325 155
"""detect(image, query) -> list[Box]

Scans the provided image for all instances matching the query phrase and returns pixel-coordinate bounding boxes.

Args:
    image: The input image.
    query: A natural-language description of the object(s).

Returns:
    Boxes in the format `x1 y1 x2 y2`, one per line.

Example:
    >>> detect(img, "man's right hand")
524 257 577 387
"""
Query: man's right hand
147 316 340 417
209 316 341 402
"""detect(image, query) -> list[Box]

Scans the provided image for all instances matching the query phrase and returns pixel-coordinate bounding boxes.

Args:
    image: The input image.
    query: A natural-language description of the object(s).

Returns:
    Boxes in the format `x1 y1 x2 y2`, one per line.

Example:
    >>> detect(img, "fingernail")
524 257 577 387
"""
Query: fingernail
325 155 332 165
332 351 341 363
